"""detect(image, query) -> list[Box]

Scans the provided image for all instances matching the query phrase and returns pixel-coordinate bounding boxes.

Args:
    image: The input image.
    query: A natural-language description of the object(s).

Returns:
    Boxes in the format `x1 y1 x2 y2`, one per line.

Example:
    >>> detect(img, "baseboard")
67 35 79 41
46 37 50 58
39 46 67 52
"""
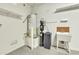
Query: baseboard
4 43 25 55
71 48 79 51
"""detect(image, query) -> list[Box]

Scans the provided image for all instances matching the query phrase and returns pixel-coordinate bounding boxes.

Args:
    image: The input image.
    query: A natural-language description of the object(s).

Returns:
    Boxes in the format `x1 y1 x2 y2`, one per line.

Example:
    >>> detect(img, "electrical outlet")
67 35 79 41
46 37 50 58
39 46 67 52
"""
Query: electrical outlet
10 40 18 46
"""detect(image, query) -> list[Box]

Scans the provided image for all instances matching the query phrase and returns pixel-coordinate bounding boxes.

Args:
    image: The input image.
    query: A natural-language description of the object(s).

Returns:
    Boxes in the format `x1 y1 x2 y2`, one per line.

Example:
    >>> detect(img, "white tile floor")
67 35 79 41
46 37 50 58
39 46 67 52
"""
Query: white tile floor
7 45 79 55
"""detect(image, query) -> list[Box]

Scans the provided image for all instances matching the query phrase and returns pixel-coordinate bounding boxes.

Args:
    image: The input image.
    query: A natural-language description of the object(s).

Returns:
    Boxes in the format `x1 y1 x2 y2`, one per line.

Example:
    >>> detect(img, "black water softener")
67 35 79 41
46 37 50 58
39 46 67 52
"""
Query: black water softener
40 20 44 46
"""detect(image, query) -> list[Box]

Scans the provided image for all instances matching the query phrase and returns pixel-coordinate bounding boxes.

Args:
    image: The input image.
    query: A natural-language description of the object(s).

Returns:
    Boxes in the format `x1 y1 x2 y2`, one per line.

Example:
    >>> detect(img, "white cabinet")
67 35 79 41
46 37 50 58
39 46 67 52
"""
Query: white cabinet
25 27 39 50
56 32 72 53
25 37 39 50
33 37 39 48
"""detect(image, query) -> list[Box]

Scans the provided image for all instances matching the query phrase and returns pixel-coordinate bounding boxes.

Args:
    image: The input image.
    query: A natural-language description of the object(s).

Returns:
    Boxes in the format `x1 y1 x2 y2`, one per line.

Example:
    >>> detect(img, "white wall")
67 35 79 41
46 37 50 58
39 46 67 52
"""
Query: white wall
0 3 31 54
32 3 79 51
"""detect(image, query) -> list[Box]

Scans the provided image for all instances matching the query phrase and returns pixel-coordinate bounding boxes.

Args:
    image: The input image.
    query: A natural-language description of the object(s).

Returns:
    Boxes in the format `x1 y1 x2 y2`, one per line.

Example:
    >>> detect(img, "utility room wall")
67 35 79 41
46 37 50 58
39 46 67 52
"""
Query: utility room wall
0 3 31 54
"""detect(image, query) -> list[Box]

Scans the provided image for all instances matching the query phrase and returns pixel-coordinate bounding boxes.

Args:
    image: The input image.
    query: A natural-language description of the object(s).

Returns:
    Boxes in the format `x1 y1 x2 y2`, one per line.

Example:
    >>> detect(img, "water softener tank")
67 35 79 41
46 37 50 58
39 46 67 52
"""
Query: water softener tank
44 32 51 49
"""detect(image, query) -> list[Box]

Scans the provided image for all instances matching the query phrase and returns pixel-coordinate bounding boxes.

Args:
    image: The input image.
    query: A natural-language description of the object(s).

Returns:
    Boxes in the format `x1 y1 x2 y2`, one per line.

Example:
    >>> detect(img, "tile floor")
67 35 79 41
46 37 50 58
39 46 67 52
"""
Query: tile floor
7 45 79 55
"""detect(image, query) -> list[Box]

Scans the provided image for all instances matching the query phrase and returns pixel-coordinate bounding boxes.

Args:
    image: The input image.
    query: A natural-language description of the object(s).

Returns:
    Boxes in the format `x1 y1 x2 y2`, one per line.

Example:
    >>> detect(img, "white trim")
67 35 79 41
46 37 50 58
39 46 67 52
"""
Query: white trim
71 48 79 51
